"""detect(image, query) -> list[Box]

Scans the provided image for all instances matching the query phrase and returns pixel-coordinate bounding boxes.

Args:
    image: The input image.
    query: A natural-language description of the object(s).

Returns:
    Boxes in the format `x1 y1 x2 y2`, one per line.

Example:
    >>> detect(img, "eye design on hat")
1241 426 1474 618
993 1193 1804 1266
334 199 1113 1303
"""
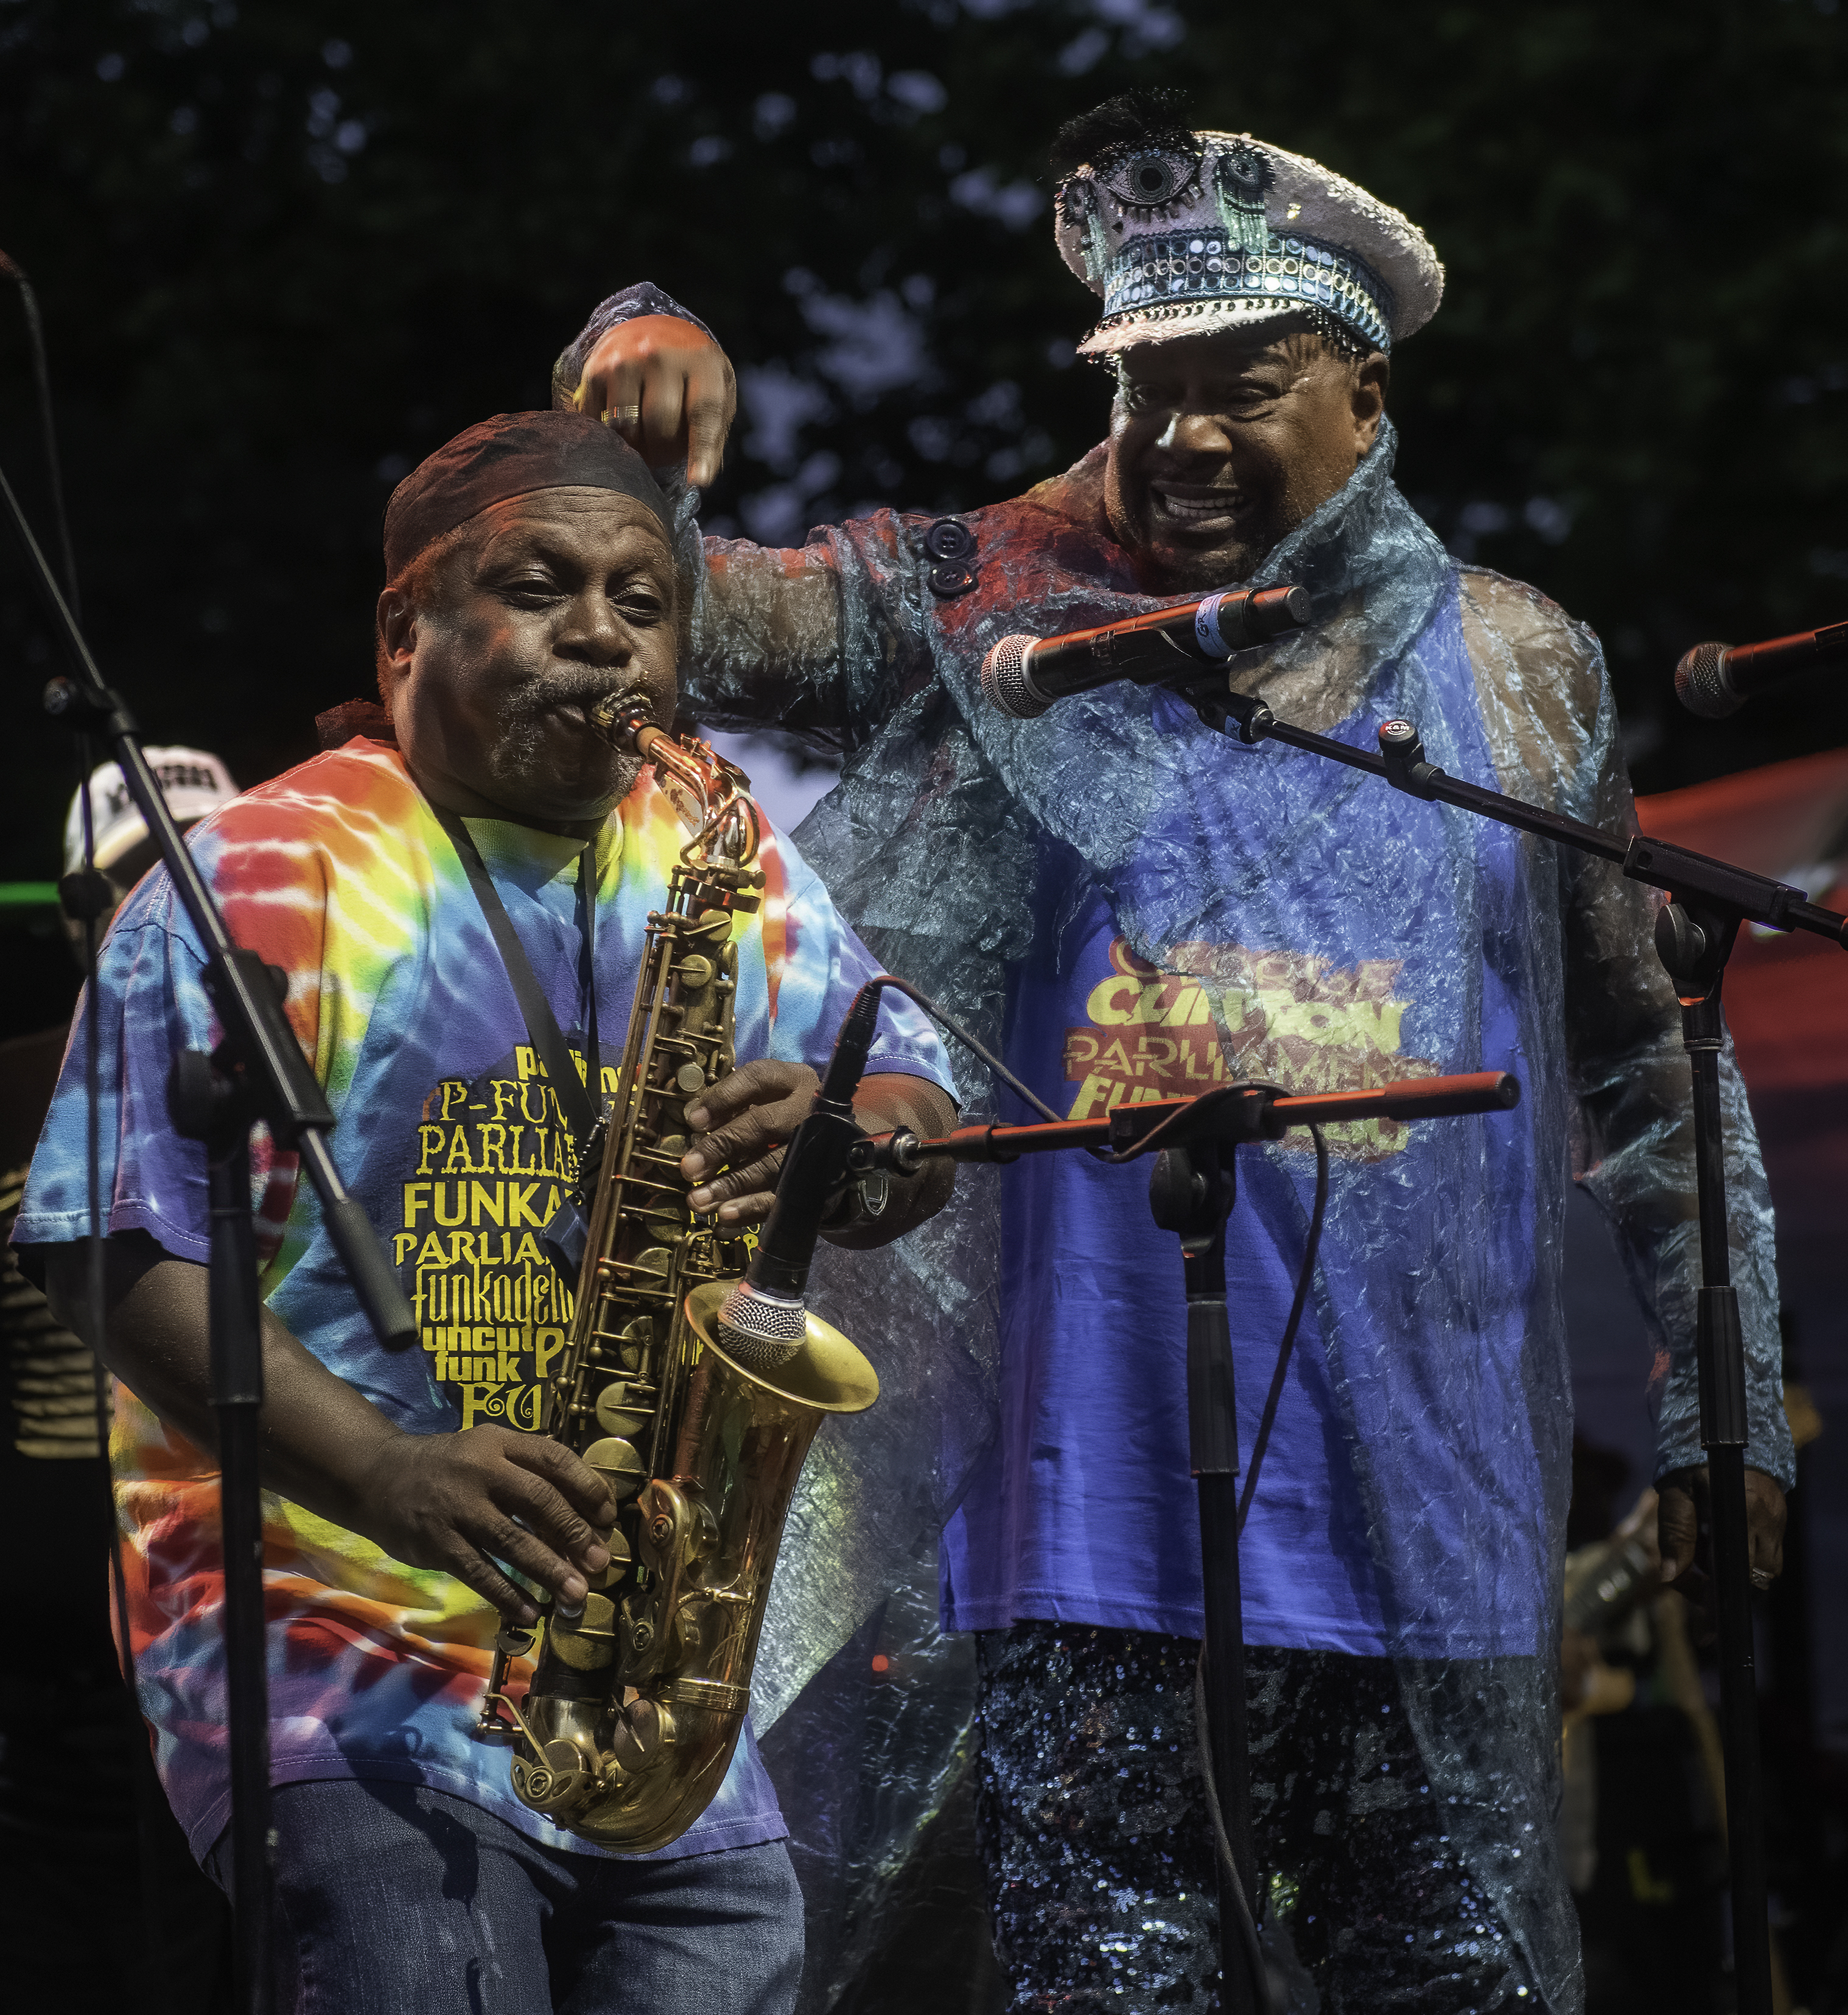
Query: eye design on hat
1096 145 1203 215
1216 141 1272 205
1214 142 1274 260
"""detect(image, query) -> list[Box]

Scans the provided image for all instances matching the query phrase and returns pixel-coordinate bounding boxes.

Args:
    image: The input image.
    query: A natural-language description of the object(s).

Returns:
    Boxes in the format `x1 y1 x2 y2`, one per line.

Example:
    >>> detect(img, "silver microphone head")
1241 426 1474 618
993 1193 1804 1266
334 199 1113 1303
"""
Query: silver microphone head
1675 642 1741 720
715 1281 806 1372
980 635 1052 719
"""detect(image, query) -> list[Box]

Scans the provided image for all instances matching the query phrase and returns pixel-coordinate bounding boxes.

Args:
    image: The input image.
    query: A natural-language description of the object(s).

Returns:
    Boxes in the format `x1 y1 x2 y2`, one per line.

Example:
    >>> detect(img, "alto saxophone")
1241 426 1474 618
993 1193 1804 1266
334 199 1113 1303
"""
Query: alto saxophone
475 706 878 1852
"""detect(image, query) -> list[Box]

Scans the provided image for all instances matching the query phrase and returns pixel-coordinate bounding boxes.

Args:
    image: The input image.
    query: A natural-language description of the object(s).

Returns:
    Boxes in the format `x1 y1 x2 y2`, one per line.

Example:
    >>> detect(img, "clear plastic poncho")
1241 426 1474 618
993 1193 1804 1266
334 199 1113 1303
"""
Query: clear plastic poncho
631 403 1791 2010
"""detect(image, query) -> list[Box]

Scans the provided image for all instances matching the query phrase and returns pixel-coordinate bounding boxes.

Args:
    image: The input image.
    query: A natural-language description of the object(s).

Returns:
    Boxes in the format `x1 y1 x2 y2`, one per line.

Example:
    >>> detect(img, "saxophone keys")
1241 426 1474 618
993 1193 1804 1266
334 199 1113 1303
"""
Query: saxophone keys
607 1695 670 1772
513 1737 596 1816
546 1593 618 1672
587 1525 632 1591
593 1385 654 1439
582 1435 648 1501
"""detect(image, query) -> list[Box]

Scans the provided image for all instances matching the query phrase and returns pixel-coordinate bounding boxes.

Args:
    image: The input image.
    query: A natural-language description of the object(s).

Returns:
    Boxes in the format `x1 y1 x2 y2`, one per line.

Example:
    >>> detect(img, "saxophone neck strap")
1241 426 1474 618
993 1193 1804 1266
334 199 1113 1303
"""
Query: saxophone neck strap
432 805 602 1152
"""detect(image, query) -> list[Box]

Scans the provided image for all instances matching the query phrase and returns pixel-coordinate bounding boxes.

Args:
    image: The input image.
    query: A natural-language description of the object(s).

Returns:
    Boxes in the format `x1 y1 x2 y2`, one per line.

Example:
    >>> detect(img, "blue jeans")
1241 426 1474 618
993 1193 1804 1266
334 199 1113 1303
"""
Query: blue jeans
206 1778 803 2014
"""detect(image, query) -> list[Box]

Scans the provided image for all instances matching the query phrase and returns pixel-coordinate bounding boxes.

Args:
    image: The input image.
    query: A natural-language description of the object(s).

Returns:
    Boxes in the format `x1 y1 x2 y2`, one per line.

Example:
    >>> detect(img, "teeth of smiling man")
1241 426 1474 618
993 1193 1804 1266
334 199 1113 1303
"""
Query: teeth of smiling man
1154 490 1239 522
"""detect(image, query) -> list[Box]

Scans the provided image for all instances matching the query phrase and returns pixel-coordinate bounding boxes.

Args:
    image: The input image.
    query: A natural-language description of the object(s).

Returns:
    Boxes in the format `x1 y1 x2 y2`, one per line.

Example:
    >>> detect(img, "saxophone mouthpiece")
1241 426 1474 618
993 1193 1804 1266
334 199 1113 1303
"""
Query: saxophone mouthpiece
589 694 659 757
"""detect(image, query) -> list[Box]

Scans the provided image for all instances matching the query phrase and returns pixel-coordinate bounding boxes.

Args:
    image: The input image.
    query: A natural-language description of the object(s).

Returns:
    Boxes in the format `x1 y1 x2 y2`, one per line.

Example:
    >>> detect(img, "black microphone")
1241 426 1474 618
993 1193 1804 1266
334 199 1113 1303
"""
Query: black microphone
981 584 1311 720
1675 620 1848 719
715 982 883 1372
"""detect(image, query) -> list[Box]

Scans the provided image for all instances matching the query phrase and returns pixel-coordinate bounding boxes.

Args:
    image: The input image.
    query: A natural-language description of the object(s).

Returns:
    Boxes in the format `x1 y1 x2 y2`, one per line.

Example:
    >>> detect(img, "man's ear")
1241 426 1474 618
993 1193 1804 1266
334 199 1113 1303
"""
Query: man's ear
376 587 418 712
1354 352 1390 454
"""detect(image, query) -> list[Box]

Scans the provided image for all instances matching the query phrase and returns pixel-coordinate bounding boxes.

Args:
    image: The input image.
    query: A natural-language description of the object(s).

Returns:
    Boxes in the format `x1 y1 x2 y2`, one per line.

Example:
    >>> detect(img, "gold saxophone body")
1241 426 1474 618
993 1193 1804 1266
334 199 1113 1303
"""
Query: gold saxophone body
475 710 878 1853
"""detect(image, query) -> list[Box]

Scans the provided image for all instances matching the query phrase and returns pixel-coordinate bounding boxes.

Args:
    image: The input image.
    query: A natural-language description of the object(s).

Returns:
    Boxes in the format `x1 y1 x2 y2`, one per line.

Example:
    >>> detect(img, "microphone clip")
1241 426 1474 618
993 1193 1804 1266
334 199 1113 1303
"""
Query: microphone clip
1173 678 1274 745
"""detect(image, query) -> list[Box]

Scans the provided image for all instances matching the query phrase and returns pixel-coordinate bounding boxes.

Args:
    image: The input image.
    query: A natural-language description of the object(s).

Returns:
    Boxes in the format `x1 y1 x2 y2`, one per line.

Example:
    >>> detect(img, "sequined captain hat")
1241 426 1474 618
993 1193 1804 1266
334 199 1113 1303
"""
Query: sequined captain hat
1054 129 1443 358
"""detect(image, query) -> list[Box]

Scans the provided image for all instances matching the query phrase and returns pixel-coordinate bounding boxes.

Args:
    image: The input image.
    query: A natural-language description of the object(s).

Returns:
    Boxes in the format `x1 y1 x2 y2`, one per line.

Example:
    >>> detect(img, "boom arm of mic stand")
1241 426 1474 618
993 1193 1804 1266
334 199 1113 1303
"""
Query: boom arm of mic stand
849 1070 1522 1172
1183 680 1848 948
3 455 416 1351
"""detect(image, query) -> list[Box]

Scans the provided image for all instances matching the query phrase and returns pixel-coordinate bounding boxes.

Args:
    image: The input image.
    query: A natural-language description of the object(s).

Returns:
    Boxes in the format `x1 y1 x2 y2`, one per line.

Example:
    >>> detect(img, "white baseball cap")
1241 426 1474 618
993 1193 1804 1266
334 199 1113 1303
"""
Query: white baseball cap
63 746 239 879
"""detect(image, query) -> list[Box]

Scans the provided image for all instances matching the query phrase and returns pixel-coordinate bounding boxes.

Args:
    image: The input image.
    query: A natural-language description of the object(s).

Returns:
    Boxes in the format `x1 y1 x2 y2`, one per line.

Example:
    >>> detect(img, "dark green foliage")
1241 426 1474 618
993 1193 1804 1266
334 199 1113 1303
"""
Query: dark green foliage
1 0 1844 906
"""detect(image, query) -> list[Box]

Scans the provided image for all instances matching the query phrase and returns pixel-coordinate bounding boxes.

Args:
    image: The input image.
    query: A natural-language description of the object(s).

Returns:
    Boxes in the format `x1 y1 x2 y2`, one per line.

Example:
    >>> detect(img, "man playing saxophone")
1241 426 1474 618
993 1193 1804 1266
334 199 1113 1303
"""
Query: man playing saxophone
14 408 958 2015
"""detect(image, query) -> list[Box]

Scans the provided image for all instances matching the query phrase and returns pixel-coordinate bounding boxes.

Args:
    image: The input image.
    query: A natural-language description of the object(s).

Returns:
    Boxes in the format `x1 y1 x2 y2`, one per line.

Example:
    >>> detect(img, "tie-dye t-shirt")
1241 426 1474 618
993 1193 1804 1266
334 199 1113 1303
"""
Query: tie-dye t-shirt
15 737 950 1863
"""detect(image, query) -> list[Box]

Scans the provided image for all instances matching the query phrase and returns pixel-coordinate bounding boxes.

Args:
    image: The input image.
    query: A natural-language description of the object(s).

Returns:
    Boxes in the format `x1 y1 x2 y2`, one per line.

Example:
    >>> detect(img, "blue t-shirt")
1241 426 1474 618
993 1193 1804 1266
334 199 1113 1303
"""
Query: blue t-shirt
941 592 1544 1659
940 864 1386 1649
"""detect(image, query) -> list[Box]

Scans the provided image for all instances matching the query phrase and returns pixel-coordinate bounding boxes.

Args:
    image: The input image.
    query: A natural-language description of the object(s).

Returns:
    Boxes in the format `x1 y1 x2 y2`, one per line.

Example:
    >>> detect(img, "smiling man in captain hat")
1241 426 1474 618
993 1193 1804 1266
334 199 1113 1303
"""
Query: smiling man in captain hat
545 89 1792 2015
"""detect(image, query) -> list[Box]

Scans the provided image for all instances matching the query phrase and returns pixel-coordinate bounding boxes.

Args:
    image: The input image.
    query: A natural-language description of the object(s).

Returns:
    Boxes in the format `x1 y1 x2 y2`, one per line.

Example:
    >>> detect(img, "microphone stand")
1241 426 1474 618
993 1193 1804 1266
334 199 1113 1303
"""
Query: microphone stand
1 456 420 2015
1158 670 1848 2015
851 1069 1523 2015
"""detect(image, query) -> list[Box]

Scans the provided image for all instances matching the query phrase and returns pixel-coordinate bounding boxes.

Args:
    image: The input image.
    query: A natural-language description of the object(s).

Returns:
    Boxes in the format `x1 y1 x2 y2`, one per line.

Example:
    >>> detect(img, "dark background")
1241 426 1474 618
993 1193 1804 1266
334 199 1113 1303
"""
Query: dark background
3 0 1846 923
1 1 1844 2007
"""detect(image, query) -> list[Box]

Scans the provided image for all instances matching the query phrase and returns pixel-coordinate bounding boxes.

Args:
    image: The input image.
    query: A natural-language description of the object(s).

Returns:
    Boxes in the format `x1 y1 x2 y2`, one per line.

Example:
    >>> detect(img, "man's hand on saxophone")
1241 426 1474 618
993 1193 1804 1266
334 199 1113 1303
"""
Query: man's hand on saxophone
46 1231 617 1627
681 1056 957 1244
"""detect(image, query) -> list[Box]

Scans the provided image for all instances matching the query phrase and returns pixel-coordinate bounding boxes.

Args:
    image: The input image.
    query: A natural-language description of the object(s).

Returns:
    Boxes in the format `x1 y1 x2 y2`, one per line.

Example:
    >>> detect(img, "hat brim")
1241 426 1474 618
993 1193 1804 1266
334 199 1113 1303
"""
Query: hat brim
1076 294 1351 359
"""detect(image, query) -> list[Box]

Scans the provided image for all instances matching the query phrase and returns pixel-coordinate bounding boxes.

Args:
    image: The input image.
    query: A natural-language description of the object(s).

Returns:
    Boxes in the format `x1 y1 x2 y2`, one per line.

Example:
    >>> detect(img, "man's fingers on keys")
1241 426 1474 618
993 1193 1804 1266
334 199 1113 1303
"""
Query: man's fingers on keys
433 1532 541 1625
682 1056 814 1130
493 1465 611 1576
505 1432 616 1532
469 1509 590 1609
711 1186 781 1228
689 1149 786 1221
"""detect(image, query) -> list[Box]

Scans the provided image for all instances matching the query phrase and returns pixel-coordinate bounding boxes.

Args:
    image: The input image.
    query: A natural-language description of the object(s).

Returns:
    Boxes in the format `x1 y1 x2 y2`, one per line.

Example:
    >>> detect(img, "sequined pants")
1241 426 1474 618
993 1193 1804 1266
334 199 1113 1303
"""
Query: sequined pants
974 1625 1544 2015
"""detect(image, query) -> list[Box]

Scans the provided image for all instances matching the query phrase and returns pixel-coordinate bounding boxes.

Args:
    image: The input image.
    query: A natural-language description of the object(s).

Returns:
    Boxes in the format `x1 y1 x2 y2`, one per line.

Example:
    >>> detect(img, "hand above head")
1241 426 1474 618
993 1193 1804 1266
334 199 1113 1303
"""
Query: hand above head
352 1425 617 1625
1657 1463 1787 1591
575 314 736 488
